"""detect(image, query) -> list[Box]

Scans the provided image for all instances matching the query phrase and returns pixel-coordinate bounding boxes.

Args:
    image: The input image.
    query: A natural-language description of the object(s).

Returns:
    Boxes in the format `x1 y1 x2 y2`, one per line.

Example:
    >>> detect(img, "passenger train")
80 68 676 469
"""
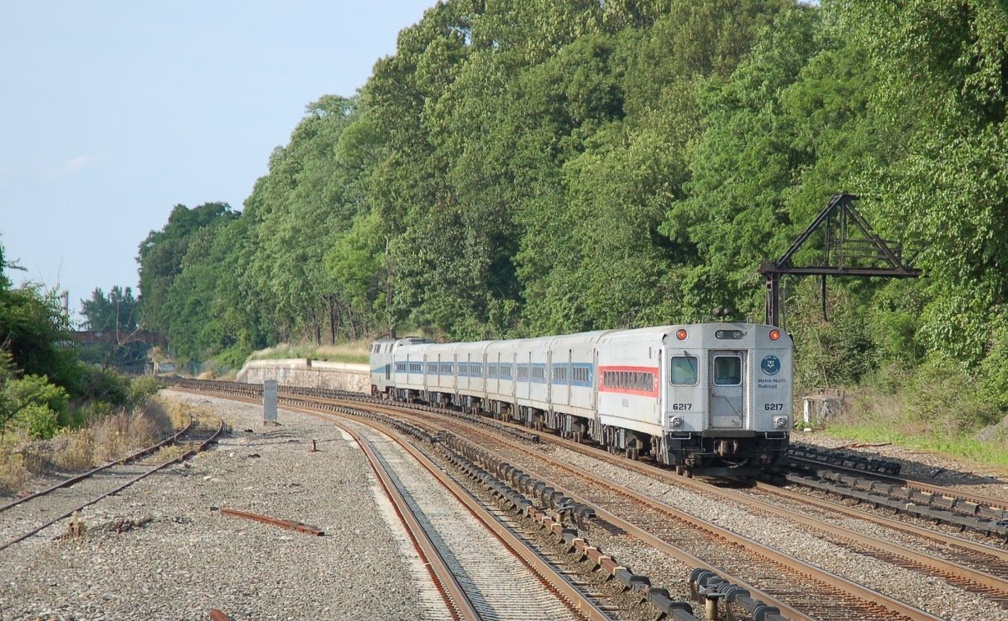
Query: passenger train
370 323 792 477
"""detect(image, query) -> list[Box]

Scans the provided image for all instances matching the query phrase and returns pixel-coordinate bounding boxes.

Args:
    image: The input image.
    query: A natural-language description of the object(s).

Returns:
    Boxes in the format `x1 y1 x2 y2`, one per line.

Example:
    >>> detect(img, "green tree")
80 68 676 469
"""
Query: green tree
80 286 140 333
0 283 80 395
78 286 147 372
832 0 1008 366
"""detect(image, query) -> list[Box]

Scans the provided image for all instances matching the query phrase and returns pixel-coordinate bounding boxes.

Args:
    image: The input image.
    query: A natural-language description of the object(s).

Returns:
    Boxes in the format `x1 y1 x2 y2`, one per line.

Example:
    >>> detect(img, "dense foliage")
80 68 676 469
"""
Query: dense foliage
134 0 1008 428
0 242 147 440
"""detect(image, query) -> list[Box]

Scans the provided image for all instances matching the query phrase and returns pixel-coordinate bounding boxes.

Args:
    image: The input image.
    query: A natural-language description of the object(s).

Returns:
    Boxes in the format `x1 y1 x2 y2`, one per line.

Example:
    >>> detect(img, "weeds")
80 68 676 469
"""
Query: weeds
0 448 29 495
821 371 1008 471
247 341 370 365
0 392 186 496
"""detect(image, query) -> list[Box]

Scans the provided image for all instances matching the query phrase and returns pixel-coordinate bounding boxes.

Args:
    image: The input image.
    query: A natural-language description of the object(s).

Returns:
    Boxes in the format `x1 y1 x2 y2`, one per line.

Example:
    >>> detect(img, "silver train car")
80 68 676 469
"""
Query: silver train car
370 323 792 477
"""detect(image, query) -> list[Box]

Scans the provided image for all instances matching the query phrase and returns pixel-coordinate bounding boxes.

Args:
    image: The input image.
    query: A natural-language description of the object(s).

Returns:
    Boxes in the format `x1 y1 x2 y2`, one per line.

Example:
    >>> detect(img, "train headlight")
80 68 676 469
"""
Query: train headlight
769 329 781 341
675 329 688 341
671 416 684 429
774 416 789 429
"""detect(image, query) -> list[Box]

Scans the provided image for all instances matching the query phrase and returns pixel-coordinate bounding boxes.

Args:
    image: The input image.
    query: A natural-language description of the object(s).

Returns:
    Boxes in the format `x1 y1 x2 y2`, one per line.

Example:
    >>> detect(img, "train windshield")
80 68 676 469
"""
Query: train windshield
670 356 698 385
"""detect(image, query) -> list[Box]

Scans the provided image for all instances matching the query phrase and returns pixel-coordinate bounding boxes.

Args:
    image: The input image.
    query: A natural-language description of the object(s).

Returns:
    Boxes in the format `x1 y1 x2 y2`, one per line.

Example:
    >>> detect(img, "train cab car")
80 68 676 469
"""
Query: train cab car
370 339 396 397
660 323 792 477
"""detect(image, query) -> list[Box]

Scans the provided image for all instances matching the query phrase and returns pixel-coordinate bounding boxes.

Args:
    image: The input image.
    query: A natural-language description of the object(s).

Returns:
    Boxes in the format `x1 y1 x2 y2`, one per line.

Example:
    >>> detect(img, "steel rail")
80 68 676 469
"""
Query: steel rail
339 422 483 621
219 507 325 536
397 406 946 621
0 411 196 513
0 415 223 551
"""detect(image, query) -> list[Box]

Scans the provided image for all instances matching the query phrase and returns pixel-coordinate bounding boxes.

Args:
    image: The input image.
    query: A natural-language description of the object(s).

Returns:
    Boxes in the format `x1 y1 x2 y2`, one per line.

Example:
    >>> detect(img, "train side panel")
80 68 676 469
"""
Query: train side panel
596 327 665 438
547 332 604 421
485 340 517 417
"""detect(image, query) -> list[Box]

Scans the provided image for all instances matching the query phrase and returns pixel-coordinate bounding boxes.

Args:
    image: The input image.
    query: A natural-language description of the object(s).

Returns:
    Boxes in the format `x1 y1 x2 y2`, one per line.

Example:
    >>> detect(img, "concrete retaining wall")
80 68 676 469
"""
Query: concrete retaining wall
236 359 370 394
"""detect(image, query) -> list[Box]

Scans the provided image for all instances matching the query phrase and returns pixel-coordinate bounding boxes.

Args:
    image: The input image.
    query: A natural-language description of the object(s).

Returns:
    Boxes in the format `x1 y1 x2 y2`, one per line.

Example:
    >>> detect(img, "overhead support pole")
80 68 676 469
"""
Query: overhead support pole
759 193 921 327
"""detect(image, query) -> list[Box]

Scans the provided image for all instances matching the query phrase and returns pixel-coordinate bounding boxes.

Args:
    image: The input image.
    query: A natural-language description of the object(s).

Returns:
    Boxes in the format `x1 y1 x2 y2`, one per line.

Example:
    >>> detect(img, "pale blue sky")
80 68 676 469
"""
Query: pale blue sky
0 0 435 321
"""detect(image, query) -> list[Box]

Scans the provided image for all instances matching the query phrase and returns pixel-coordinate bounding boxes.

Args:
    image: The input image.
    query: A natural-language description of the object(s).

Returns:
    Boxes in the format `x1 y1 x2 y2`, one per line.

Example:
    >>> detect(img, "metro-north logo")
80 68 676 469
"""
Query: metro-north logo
760 355 781 376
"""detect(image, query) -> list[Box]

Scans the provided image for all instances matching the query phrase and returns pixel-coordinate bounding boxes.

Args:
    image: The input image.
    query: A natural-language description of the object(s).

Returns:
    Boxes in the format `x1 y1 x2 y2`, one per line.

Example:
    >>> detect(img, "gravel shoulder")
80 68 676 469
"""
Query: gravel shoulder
0 391 442 621
3 390 1006 621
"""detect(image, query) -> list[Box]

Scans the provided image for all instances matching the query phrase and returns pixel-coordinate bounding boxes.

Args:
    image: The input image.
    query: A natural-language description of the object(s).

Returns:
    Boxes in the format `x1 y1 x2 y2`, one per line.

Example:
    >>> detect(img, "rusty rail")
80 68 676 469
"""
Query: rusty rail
218 508 324 536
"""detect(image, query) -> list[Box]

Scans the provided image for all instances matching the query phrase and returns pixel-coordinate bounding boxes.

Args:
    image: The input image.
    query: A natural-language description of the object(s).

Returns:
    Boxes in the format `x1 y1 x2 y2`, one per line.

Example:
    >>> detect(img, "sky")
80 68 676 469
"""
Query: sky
0 0 435 322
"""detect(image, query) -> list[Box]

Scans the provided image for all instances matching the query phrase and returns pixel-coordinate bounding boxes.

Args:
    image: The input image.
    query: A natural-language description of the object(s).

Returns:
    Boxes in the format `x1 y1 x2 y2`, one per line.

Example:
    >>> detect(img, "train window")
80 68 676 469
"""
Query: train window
396 362 406 372
552 365 567 383
426 363 437 375
473 364 482 377
517 365 528 380
532 366 545 381
670 356 698 385
713 356 742 386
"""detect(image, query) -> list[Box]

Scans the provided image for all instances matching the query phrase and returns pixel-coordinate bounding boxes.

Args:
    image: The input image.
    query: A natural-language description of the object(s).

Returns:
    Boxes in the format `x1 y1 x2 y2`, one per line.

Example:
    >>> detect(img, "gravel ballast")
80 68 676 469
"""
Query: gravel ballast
1 392 450 621
4 389 1006 621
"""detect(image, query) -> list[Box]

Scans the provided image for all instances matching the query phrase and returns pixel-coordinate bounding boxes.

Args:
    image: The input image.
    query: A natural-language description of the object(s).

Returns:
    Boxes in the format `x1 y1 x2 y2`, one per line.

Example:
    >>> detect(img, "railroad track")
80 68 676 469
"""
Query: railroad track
780 446 1008 537
0 411 223 552
405 412 944 620
330 397 1004 619
166 380 705 619
287 407 647 619
163 378 1006 619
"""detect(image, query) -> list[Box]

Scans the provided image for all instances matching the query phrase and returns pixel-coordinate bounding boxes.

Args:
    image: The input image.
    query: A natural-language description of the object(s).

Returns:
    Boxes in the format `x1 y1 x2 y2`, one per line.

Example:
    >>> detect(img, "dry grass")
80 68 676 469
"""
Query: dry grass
0 447 30 495
0 396 184 496
248 339 371 365
148 444 188 465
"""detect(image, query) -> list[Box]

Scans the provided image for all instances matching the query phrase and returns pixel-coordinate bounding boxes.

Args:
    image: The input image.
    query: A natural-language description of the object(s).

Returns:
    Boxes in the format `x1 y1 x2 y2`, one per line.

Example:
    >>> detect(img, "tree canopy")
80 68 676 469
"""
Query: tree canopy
132 0 1008 427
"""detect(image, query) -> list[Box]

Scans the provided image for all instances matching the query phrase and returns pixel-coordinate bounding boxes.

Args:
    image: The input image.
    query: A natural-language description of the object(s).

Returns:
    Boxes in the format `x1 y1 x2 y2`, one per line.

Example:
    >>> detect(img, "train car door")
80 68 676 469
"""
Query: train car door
562 348 572 406
709 351 745 429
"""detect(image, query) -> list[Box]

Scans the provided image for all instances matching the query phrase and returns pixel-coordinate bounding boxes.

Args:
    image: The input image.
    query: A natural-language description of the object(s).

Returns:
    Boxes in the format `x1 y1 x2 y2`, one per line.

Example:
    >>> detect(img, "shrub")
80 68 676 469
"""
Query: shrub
75 365 131 409
903 354 999 433
128 376 162 408
977 309 1008 414
14 403 59 440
